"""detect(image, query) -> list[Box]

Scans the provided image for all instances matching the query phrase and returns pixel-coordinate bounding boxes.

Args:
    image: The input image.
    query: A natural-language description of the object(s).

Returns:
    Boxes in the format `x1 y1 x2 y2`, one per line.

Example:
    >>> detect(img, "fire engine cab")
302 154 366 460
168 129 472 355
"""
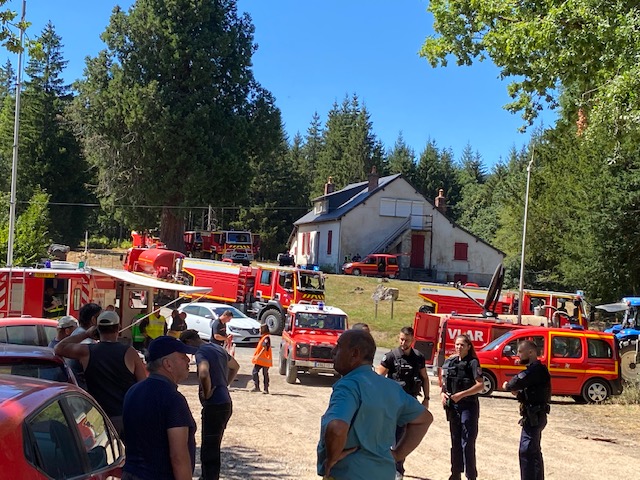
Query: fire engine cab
183 230 260 265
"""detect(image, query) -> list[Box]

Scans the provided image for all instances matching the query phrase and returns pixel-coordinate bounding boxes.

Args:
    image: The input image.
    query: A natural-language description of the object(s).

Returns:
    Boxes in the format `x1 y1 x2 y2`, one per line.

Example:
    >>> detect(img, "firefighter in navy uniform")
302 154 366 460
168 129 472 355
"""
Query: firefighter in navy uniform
440 334 484 480
377 326 430 480
503 340 551 480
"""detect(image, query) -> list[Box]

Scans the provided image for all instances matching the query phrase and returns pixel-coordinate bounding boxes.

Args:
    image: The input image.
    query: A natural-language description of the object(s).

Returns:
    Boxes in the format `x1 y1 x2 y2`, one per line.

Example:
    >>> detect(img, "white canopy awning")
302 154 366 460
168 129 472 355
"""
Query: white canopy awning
595 302 628 313
91 267 210 294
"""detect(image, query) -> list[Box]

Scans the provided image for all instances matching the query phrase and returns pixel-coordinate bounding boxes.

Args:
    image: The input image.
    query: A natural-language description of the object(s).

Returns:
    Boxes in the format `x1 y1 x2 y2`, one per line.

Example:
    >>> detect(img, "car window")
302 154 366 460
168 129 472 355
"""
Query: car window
364 256 375 264
183 305 199 315
27 400 85 478
43 326 57 345
260 270 272 285
552 336 582 358
65 395 122 468
6 325 41 346
212 307 243 318
199 307 214 318
0 360 69 383
0 326 6 343
506 335 545 356
587 339 613 359
388 257 398 266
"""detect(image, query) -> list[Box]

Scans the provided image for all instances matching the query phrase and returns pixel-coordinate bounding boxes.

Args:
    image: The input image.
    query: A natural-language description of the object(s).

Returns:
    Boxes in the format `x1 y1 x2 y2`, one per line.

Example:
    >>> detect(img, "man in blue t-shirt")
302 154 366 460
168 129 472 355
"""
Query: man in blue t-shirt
318 330 433 480
181 329 240 480
122 336 198 480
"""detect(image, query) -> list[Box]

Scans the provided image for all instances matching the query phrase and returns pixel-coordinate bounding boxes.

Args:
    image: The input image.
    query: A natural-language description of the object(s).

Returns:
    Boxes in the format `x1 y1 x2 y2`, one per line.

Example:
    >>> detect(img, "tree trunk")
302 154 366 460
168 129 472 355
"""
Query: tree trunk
161 208 185 253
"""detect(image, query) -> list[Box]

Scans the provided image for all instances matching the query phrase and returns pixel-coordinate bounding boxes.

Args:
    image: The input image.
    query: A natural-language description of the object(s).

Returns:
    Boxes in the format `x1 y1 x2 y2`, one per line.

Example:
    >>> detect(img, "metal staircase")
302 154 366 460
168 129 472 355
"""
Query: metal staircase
369 218 411 254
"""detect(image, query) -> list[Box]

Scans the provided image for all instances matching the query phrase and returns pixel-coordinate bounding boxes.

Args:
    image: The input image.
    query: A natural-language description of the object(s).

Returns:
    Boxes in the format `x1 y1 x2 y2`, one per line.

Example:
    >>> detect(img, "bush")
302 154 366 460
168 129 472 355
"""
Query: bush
82 236 131 249
611 382 640 405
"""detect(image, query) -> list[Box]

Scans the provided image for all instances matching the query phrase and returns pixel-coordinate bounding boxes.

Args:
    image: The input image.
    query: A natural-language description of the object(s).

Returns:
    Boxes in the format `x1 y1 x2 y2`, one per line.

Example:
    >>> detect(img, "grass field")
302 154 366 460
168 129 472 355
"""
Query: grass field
323 274 425 349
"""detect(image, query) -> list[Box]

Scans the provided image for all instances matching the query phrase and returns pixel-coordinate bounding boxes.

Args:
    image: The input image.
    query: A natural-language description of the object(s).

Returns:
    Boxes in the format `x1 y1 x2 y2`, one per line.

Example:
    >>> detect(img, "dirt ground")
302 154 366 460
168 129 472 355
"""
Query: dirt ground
178 341 639 480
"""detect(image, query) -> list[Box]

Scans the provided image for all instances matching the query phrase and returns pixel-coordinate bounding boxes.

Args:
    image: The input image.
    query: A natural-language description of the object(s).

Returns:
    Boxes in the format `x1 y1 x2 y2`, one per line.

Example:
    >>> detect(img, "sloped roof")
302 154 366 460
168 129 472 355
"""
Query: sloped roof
294 174 402 225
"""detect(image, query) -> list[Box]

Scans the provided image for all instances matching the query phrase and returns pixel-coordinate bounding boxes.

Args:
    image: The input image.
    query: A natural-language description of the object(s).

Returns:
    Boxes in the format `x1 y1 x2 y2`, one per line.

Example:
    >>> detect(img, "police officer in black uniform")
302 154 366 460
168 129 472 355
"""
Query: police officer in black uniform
440 334 484 480
503 339 551 480
377 326 430 480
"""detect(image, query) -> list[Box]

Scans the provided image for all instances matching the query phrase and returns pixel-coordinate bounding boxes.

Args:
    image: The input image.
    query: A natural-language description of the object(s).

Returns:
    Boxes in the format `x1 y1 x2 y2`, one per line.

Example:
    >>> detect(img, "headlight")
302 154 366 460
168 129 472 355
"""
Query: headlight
227 326 239 333
296 343 310 357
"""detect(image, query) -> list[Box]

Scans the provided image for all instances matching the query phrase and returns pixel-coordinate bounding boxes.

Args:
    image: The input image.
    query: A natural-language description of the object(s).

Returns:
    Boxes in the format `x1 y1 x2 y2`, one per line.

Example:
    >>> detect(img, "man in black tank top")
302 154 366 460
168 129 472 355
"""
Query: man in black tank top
55 310 147 435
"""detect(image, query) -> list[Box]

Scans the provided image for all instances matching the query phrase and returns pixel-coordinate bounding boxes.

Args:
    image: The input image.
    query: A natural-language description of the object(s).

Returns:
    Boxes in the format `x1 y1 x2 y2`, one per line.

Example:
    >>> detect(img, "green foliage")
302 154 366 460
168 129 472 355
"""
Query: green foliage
0 188 51 266
387 132 417 185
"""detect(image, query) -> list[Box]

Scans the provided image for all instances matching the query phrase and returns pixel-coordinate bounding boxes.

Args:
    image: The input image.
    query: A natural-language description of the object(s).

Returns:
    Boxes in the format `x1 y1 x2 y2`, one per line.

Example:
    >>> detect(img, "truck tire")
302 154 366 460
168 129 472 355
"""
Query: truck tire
262 308 284 335
581 378 611 403
285 355 297 384
480 371 496 395
619 342 640 383
279 347 287 375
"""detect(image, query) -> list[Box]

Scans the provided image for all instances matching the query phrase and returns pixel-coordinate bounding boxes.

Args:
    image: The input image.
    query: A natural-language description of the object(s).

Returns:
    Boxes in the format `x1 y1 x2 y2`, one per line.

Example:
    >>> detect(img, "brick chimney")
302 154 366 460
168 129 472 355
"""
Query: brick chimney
435 188 447 214
368 166 379 192
324 176 335 195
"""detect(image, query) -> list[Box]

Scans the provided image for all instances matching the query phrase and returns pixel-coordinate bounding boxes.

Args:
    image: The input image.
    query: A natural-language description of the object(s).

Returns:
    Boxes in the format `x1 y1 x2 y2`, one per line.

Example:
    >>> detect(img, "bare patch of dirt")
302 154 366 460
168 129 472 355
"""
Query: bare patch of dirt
178 345 638 480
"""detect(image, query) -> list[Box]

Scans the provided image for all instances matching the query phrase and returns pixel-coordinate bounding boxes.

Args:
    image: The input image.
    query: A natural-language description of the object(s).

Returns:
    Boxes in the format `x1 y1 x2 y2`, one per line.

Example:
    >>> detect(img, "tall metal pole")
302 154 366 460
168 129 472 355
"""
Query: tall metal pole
517 149 535 324
6 0 27 268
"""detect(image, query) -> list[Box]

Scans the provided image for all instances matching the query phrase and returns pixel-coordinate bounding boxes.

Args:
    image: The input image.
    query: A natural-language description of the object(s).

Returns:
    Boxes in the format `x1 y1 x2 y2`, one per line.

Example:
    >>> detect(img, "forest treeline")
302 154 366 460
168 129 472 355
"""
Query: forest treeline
0 0 638 304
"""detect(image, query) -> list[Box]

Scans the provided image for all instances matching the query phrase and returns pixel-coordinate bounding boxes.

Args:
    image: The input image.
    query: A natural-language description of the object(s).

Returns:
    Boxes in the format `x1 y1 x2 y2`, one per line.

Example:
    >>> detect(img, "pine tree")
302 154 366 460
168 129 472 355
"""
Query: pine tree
387 132 416 184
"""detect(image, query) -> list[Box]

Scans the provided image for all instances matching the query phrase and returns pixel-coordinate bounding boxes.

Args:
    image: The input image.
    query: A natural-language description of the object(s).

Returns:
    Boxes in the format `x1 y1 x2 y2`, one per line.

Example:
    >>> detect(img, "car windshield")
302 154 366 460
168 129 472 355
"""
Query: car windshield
297 272 324 291
0 360 69 383
295 313 345 330
624 306 640 328
211 307 247 319
481 331 515 351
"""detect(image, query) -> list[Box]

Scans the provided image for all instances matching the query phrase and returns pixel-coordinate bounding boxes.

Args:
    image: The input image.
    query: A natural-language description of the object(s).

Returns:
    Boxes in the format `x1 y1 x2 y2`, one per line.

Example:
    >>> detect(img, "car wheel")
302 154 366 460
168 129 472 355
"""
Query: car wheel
279 348 287 375
285 355 297 384
619 342 640 383
262 308 284 335
480 371 496 395
352 268 361 276
581 378 611 403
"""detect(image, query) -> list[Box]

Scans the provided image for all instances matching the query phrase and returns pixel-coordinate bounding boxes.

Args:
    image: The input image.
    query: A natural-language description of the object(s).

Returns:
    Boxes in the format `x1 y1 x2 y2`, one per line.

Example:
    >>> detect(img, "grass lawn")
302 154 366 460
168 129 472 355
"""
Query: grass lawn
324 274 425 349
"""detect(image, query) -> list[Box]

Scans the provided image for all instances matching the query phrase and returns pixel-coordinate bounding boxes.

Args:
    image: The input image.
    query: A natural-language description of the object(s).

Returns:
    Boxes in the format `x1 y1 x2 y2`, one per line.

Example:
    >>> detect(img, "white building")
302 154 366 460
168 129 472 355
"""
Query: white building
289 170 505 285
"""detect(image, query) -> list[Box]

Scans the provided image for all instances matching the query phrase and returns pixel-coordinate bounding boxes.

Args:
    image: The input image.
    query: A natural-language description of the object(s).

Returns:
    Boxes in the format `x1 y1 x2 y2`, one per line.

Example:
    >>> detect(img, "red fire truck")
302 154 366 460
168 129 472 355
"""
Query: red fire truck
122 248 325 334
0 262 209 345
183 230 260 265
413 264 590 366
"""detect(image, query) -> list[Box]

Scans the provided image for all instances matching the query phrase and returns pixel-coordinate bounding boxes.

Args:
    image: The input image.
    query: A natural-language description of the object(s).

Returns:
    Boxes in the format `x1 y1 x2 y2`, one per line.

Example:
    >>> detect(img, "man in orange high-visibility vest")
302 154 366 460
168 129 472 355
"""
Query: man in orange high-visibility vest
250 324 272 394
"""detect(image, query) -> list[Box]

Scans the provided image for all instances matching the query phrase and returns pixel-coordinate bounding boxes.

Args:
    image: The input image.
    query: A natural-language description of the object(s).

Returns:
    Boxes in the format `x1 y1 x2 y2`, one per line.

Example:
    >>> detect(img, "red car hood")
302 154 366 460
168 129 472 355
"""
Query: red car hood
293 329 342 344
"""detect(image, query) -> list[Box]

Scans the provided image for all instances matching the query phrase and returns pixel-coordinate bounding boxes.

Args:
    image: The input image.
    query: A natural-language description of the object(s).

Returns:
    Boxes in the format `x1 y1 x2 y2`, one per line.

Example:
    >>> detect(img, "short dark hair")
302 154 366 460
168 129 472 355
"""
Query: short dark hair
341 330 376 363
78 303 102 329
351 322 369 331
179 329 201 343
400 326 414 336
221 310 233 318
519 340 538 353
98 324 119 335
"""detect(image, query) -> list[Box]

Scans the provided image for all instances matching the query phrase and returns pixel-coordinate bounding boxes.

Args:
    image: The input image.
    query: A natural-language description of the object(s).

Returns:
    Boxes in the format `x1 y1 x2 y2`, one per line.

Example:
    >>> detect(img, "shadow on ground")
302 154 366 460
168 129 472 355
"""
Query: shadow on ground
193 445 295 479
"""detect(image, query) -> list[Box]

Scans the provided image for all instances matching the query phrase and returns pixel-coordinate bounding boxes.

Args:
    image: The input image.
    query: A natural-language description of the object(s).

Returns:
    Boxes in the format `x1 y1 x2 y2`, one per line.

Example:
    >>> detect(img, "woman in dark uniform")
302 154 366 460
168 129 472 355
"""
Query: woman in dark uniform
440 334 484 480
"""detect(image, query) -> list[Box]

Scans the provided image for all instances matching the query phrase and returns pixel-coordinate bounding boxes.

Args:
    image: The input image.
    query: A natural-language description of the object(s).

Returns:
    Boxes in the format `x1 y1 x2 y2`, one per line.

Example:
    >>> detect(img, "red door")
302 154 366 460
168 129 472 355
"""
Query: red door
410 234 424 268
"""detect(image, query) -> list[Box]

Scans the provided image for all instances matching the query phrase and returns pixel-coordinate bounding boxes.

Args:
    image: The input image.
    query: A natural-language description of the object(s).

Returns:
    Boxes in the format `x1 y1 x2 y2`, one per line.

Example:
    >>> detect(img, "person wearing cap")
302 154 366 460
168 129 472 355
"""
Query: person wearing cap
122 336 198 480
55 310 147 435
180 329 240 480
48 316 78 349
67 303 102 389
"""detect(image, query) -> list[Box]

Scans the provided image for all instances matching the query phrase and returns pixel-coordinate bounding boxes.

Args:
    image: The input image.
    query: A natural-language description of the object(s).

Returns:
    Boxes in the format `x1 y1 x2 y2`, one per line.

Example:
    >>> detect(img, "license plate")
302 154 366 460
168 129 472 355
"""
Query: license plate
314 362 332 368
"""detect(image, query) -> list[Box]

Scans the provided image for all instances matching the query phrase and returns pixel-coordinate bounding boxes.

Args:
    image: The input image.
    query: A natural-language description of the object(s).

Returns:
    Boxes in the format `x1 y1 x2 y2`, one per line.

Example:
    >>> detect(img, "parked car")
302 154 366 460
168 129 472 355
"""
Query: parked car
0 374 124 479
477 327 623 403
178 302 262 345
0 343 77 385
0 317 58 347
341 253 399 278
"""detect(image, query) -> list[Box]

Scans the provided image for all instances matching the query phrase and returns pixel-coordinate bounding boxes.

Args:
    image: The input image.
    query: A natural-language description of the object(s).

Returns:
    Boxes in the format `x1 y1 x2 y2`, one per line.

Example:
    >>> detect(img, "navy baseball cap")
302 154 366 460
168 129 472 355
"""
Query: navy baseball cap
148 336 197 362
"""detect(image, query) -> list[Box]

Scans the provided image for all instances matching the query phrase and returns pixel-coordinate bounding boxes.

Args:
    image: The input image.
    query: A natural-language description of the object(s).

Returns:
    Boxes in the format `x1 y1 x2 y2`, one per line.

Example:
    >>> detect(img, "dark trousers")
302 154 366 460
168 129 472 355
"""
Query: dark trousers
201 402 233 480
252 365 270 389
448 401 479 480
519 414 547 480
395 424 407 474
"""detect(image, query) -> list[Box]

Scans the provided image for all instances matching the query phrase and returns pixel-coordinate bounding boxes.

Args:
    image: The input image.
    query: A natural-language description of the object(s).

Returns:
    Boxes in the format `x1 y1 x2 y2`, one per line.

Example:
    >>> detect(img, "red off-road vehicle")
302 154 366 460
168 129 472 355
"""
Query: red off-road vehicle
279 304 348 384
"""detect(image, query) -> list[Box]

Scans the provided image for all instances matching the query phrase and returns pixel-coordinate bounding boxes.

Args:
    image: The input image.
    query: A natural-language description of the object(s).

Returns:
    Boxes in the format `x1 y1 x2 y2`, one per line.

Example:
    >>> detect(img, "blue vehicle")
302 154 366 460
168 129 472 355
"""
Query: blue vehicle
600 297 640 383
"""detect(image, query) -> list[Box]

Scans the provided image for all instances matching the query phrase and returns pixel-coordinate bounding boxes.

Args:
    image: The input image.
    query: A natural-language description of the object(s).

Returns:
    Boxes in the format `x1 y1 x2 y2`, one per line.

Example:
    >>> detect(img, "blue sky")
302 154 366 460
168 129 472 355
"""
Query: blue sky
6 0 554 167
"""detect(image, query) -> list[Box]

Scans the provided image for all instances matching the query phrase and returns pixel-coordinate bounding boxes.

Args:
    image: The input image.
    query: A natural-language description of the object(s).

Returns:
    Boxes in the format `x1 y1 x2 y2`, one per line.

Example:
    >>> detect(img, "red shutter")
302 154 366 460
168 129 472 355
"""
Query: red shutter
454 242 468 261
327 230 333 255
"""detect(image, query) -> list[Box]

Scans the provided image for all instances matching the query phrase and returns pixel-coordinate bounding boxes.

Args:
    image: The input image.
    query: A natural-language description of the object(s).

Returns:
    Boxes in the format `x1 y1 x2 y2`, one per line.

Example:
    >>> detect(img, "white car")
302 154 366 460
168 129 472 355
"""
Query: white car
177 302 262 345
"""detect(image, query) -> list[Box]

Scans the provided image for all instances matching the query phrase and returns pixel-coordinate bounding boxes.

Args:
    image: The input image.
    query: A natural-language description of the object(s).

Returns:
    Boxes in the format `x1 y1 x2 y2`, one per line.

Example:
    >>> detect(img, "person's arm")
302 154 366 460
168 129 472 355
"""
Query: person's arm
54 326 93 366
419 366 430 407
323 419 357 477
162 315 168 335
391 409 433 463
375 364 389 375
125 347 148 381
139 318 149 336
376 351 393 376
198 359 213 400
167 426 193 480
227 356 240 386
503 365 536 392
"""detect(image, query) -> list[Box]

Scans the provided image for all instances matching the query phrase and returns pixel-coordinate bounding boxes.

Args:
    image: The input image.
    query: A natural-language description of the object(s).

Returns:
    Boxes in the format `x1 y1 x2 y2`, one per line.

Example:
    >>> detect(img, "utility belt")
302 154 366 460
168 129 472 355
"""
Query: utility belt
518 403 550 427
395 376 423 397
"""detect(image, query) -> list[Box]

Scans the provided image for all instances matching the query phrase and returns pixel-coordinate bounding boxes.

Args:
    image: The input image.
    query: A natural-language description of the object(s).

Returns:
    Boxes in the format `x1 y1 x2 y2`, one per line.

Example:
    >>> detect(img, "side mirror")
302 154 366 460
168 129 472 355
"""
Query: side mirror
503 344 513 356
